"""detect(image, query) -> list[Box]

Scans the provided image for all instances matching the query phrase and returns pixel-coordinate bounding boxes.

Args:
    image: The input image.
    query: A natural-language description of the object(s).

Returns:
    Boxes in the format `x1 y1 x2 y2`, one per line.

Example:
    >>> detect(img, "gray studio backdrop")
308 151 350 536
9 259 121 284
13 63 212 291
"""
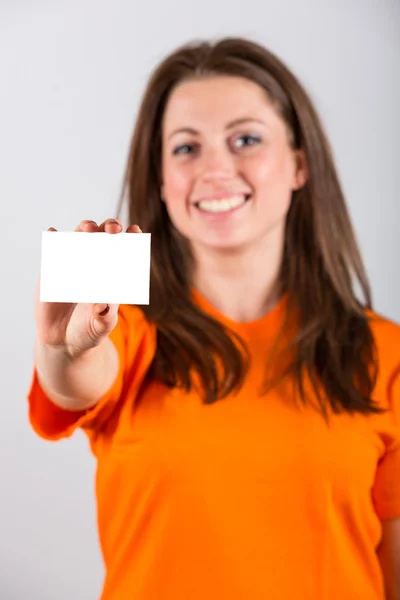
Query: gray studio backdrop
0 0 399 598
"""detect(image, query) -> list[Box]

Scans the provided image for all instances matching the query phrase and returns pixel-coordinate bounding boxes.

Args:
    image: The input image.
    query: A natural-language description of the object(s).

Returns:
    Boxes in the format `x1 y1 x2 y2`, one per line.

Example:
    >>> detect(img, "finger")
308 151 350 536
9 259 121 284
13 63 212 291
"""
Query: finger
48 227 57 232
98 218 122 234
75 220 99 232
94 303 110 317
126 224 142 233
93 303 118 319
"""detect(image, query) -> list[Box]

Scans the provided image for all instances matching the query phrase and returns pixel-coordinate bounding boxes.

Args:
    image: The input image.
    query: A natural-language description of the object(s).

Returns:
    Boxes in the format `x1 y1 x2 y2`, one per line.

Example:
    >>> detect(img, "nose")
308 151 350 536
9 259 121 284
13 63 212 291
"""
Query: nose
200 145 236 182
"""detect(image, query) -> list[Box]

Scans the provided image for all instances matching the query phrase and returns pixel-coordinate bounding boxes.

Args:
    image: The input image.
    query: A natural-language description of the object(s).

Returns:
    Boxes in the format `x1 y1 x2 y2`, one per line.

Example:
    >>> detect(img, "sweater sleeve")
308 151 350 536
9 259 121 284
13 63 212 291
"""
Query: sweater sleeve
27 305 156 442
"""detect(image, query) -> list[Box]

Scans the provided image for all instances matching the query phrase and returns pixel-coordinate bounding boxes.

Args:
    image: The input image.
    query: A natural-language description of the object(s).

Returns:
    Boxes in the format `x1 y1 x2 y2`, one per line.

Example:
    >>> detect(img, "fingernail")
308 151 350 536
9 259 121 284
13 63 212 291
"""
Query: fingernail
108 220 120 225
99 305 110 317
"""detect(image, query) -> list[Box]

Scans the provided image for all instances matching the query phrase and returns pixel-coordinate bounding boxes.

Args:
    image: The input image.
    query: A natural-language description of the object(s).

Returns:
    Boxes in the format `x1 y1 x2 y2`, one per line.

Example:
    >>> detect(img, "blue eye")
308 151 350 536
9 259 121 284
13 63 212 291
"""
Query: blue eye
234 135 262 148
172 144 196 155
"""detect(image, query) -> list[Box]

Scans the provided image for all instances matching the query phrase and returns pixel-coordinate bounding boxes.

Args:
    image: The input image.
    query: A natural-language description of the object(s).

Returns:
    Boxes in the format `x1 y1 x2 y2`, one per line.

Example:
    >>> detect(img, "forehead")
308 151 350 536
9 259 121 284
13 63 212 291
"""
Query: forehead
162 75 275 130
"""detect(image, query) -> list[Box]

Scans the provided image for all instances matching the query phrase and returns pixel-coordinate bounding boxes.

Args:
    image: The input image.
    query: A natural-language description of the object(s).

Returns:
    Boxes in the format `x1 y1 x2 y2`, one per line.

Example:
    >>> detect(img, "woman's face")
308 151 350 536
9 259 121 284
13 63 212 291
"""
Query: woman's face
161 75 306 253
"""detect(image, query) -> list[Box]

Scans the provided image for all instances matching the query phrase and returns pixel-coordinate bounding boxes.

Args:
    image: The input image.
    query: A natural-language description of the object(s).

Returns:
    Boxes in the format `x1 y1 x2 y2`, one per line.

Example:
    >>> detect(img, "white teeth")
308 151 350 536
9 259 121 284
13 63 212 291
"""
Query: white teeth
197 195 247 213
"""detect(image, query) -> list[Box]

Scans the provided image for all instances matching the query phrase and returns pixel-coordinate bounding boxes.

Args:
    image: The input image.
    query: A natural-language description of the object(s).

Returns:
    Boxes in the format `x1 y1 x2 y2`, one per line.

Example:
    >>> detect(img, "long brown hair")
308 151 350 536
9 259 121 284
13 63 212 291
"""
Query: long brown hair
116 37 385 420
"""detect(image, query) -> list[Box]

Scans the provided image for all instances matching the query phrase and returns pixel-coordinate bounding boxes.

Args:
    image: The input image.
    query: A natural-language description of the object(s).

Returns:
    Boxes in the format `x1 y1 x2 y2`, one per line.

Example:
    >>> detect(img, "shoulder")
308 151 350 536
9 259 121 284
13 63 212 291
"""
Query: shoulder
367 308 400 349
366 308 400 393
118 304 153 327
110 304 157 355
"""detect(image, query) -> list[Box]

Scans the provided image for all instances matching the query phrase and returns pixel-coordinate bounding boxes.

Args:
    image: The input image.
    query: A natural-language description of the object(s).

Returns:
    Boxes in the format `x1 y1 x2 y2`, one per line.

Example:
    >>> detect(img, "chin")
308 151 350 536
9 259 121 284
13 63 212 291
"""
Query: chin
198 235 250 253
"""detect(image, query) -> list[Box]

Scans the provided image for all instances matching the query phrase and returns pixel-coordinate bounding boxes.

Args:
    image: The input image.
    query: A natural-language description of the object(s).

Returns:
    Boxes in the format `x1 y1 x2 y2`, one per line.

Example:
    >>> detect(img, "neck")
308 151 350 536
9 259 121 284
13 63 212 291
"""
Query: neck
192 230 284 323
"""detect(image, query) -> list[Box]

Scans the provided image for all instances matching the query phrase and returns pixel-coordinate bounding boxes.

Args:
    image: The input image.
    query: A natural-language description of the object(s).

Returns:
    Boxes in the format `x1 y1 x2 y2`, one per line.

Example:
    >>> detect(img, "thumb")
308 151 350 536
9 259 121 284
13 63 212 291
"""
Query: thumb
96 304 111 317
92 303 119 337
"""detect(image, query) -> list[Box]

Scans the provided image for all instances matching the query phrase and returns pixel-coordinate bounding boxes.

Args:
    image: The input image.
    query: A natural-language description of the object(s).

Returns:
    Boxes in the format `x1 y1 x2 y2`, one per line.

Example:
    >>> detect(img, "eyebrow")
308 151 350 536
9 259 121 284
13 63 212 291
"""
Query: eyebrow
167 117 267 140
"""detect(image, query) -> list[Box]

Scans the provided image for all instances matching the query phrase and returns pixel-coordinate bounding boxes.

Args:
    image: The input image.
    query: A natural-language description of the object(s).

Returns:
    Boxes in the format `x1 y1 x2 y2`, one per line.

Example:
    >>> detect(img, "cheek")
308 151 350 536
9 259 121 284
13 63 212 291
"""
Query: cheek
246 150 291 186
161 160 194 229
162 159 191 201
247 152 294 221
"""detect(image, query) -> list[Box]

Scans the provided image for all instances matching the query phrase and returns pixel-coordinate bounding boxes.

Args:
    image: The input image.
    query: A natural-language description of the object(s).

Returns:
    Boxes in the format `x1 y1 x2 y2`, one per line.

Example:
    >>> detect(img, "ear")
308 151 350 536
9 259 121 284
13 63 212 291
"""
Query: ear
292 149 308 191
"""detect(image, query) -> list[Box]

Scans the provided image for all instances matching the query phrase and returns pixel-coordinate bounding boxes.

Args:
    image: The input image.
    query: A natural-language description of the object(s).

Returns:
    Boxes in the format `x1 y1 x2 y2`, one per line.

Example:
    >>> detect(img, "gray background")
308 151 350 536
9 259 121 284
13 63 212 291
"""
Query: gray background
0 0 399 598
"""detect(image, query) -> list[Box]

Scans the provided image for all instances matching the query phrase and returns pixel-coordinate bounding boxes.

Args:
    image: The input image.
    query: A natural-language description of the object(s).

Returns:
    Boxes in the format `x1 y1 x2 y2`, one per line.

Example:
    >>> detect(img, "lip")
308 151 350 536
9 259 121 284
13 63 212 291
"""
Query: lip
191 191 251 205
193 194 251 220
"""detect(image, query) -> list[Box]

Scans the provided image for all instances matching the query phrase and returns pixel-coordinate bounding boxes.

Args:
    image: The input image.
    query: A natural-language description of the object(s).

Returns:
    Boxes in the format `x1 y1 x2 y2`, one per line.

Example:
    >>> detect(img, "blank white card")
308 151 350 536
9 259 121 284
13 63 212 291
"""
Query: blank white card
40 232 151 304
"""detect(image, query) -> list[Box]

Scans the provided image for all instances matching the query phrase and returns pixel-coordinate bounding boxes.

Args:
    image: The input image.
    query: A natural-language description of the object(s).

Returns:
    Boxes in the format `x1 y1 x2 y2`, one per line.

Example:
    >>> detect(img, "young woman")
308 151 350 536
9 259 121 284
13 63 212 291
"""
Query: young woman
29 37 400 599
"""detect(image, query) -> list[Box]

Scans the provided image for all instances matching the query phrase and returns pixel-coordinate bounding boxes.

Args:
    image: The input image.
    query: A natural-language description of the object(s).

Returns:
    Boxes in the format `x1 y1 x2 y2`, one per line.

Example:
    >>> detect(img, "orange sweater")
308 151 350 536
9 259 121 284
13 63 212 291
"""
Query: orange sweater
28 291 400 599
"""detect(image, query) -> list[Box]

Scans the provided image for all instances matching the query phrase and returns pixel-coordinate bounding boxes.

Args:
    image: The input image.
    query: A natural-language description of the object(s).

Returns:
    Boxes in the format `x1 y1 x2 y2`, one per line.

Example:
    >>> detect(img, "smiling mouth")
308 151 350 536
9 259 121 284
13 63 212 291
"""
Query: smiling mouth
194 194 251 214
